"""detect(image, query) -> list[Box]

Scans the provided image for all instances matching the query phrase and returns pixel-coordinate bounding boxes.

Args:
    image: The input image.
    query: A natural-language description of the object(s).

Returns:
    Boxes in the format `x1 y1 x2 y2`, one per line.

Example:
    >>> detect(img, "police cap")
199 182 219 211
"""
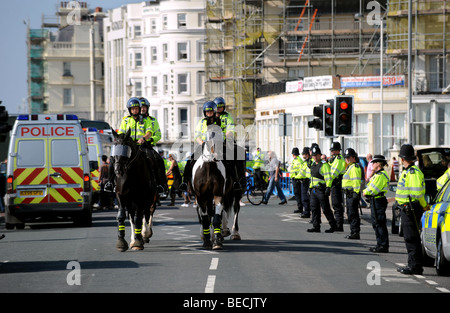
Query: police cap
371 154 387 165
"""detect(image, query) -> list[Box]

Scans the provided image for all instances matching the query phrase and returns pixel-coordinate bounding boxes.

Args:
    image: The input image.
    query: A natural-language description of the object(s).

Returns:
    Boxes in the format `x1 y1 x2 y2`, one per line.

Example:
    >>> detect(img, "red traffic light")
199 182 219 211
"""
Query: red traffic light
340 102 348 110
326 107 332 115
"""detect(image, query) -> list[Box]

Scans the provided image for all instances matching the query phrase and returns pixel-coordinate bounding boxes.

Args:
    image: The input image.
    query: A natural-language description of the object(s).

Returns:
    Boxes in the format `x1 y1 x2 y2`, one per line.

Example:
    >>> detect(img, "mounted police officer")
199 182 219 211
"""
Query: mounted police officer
105 97 167 195
342 148 362 239
329 141 346 231
307 146 338 233
179 101 222 192
290 147 303 214
363 155 389 253
395 144 428 275
214 96 246 191
138 97 168 196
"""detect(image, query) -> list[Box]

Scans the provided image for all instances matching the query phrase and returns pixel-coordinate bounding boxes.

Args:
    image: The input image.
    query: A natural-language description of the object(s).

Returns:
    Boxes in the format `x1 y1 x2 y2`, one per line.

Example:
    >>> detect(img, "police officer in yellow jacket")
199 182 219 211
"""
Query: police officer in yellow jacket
180 101 222 191
307 146 338 233
342 148 362 239
437 152 450 191
329 142 346 231
395 144 427 275
363 155 389 253
298 147 312 218
290 148 303 214
253 148 265 190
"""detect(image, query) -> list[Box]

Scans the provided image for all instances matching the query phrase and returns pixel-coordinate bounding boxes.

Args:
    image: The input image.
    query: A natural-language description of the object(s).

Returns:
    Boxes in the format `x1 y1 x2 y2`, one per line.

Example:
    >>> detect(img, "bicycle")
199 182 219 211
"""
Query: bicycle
245 174 265 205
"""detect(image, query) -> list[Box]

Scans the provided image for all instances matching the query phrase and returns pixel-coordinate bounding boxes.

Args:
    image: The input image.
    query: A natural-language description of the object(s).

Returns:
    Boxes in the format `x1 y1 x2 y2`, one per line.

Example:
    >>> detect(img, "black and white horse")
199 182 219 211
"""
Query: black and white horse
191 129 242 250
111 129 158 251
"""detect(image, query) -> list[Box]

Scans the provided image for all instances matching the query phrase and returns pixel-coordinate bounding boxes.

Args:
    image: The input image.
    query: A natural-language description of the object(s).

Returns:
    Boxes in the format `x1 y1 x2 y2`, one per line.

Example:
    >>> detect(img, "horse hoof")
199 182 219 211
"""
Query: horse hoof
143 238 150 243
222 229 231 237
231 234 241 240
213 240 223 250
202 239 213 250
131 245 144 251
116 238 129 252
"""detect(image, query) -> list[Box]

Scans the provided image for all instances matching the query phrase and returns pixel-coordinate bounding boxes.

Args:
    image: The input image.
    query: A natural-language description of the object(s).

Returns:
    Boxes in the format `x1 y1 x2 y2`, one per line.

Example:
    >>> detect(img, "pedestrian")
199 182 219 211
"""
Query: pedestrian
307 146 338 233
392 156 399 181
98 155 112 209
290 148 303 213
328 141 346 231
262 151 287 205
363 155 390 253
298 147 312 218
342 148 362 239
395 144 428 275
166 153 182 206
366 153 374 182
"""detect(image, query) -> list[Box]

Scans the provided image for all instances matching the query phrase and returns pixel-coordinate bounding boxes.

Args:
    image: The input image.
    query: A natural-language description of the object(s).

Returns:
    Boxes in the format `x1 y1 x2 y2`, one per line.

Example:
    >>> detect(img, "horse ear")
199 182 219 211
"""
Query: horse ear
112 128 118 139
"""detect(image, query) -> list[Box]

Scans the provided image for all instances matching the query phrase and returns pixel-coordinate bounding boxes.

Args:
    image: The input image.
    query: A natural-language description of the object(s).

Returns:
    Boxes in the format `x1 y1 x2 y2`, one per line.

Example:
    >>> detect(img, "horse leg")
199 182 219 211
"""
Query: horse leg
212 197 223 250
131 207 144 250
199 203 212 250
116 204 128 252
231 198 242 240
221 209 231 237
142 203 155 243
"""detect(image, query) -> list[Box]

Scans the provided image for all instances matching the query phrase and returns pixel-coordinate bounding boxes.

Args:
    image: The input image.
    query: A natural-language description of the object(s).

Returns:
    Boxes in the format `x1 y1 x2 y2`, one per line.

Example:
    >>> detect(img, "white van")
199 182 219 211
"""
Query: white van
83 127 113 203
5 114 93 228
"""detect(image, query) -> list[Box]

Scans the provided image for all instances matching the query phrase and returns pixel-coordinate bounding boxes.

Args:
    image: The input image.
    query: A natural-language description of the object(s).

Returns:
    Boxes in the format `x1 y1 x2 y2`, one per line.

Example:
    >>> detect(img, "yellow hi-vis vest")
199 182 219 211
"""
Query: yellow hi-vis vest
437 167 450 191
289 156 303 179
395 165 426 207
364 169 389 198
342 162 362 194
253 151 265 169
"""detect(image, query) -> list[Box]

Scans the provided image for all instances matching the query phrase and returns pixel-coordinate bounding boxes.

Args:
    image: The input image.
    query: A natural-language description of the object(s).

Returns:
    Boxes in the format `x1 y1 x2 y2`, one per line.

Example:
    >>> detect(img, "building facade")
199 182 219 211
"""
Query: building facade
104 0 206 151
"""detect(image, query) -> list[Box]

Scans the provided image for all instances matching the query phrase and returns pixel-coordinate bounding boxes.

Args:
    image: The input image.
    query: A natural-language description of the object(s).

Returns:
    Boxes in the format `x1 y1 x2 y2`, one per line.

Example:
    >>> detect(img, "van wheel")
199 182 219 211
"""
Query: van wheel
5 223 15 230
436 237 450 276
73 211 92 227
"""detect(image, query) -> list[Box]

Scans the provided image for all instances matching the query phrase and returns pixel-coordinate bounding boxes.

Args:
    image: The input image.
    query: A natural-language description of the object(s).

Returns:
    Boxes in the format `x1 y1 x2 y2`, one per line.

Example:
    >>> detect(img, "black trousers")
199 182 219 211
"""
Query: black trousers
331 180 344 227
370 197 389 249
310 188 337 230
346 193 360 235
400 201 423 271
300 179 310 214
292 179 303 211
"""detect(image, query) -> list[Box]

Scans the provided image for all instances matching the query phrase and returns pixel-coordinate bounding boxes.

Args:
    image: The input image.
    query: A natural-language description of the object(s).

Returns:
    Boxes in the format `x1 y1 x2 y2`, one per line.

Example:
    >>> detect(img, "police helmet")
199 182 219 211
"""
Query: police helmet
330 141 341 151
398 144 416 161
203 101 217 117
127 97 141 115
292 147 300 156
301 147 310 155
311 146 321 156
213 97 226 110
343 148 358 158
139 97 150 108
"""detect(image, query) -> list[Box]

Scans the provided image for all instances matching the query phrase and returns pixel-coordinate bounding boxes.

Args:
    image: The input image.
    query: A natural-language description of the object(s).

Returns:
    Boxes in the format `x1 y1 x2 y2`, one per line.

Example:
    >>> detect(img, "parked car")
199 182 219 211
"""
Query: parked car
421 178 450 276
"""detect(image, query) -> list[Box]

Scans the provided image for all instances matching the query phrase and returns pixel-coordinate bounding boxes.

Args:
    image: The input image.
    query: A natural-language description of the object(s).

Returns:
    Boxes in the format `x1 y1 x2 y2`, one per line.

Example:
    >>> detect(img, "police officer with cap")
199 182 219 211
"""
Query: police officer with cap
307 146 338 233
329 141 346 231
363 155 389 253
290 147 303 213
342 148 362 239
395 144 428 275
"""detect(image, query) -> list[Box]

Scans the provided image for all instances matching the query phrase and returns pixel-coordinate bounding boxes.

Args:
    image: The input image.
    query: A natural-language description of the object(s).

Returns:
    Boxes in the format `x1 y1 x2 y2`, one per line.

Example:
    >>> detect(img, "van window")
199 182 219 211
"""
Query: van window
51 139 79 166
17 140 45 167
88 145 98 162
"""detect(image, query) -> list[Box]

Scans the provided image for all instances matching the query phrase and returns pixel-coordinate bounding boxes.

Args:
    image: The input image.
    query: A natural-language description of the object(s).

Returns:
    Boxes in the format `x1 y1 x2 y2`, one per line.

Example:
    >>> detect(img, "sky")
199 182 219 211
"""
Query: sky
0 0 140 115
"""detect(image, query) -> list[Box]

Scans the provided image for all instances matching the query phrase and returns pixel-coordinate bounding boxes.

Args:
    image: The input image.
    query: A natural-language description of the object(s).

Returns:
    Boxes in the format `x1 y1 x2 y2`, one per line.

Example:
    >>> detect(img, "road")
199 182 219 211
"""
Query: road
0 196 449 298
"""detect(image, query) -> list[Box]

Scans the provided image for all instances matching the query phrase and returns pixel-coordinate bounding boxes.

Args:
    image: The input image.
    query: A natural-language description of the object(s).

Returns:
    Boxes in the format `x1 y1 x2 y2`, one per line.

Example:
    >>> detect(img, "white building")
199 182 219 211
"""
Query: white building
104 0 206 151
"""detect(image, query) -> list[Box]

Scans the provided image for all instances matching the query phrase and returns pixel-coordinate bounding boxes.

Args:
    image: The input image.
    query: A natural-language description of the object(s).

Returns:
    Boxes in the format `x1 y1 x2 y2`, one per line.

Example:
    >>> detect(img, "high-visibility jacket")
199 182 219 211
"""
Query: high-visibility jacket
118 115 161 144
253 151 265 169
329 154 346 180
437 167 450 191
364 169 389 198
194 117 222 142
218 111 235 137
298 158 313 179
289 156 303 179
309 161 332 188
342 162 362 194
395 165 426 207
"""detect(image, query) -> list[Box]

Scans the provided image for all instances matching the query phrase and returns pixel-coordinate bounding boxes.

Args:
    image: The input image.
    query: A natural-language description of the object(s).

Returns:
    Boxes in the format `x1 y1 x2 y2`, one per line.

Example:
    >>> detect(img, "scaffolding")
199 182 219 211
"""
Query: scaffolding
205 0 391 125
387 0 450 93
27 29 48 113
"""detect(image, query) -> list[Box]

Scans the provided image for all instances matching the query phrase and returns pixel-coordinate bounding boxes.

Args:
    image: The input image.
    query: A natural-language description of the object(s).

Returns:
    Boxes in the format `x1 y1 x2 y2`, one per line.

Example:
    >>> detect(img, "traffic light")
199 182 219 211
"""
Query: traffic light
307 104 324 130
0 105 12 142
323 99 334 137
334 95 354 135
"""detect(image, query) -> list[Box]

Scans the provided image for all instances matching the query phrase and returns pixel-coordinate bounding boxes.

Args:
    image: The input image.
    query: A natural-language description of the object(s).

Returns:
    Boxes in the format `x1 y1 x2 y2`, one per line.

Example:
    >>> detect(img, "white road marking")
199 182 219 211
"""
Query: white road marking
209 257 219 270
205 275 216 293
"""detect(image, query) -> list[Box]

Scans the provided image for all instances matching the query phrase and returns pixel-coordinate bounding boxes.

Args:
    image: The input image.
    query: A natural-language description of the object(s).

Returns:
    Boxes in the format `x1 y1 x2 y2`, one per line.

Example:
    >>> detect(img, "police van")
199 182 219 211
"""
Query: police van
5 114 93 228
83 127 113 204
